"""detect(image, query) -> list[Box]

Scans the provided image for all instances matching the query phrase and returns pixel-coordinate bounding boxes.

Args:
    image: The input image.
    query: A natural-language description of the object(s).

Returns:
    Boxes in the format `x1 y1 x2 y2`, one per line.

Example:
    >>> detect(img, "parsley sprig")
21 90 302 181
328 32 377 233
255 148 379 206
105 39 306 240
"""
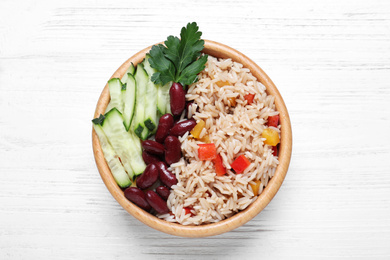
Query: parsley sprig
148 22 208 86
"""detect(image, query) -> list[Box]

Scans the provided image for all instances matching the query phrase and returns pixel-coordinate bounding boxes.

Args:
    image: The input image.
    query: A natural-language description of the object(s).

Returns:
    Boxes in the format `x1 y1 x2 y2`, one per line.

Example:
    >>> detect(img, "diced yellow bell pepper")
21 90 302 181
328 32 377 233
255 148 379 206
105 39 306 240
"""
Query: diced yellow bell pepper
250 180 261 195
199 134 210 143
261 128 280 146
216 80 230 87
190 120 206 139
227 97 236 107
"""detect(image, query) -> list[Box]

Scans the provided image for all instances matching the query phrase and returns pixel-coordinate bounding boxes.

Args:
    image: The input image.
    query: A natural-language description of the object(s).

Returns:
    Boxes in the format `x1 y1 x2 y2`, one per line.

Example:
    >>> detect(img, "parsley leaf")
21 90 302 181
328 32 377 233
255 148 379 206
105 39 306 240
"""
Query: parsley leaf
149 44 176 85
177 22 204 74
176 54 208 85
164 35 181 67
149 22 208 86
92 114 105 125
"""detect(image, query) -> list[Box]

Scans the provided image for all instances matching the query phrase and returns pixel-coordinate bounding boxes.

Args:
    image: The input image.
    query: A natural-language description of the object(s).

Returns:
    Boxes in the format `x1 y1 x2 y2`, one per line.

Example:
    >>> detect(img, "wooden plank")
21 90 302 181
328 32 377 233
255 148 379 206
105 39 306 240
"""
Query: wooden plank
0 0 389 258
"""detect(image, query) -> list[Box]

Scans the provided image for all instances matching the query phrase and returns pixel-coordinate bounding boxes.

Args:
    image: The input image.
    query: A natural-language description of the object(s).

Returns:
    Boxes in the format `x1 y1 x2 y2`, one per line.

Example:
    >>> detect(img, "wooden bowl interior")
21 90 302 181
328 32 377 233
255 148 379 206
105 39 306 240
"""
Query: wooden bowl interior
92 40 292 237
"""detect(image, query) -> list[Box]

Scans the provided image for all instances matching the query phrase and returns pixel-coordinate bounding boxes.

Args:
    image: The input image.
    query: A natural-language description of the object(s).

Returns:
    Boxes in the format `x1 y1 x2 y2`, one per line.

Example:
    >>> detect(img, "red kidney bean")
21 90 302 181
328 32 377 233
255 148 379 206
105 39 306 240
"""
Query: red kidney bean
170 83 186 116
136 163 159 190
145 190 169 214
164 136 182 165
124 187 151 211
169 119 196 137
173 115 181 124
141 140 165 155
156 161 178 188
156 186 170 200
142 151 161 165
155 114 174 143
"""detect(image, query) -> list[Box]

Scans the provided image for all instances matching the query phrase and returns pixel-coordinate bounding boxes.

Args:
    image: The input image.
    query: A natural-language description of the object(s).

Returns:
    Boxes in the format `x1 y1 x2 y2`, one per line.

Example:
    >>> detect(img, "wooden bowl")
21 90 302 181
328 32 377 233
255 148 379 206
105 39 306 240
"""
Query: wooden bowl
92 40 292 237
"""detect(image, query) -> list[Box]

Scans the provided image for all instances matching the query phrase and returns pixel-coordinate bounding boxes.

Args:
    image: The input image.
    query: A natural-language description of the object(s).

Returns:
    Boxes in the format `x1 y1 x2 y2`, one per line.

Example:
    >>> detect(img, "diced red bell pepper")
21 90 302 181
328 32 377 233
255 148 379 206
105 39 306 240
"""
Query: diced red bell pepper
231 155 251 174
213 154 226 176
198 143 217 160
267 115 279 127
244 93 255 105
184 207 194 216
272 146 278 156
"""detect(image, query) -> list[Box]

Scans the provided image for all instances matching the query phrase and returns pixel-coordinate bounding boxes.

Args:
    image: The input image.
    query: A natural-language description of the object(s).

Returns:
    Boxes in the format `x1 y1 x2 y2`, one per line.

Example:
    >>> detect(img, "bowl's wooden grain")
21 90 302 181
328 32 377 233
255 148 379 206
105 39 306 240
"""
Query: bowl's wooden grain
92 40 292 237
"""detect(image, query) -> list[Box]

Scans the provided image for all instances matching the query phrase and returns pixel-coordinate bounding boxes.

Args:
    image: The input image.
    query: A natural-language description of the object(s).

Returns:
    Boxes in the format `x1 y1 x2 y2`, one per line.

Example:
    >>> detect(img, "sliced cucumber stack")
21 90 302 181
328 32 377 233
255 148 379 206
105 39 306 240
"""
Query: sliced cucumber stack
93 59 174 189
93 123 132 188
101 108 146 177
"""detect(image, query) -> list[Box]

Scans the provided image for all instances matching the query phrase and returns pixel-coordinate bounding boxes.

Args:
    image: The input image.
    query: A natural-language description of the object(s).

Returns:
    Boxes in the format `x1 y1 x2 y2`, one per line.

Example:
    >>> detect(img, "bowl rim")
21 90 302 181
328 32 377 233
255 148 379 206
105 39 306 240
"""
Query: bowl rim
92 39 292 237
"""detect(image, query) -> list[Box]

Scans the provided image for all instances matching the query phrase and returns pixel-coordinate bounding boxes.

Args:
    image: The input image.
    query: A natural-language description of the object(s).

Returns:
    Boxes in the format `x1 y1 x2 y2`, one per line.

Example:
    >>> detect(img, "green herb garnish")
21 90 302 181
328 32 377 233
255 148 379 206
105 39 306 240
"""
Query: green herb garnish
148 22 208 86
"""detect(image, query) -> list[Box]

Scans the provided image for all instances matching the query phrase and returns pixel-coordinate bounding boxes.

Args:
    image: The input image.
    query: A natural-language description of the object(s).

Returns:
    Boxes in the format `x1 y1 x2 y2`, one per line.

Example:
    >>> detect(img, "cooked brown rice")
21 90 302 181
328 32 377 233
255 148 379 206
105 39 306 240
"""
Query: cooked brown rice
158 55 280 225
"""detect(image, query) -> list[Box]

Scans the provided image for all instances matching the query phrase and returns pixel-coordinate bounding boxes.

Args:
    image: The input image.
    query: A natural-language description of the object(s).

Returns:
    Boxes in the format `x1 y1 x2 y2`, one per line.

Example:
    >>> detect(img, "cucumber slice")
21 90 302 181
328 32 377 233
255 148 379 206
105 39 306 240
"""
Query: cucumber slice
144 80 158 131
122 74 137 131
140 125 149 140
105 101 115 114
132 64 149 139
121 82 126 109
93 124 132 188
107 78 124 114
143 55 158 131
103 108 146 176
158 82 172 115
128 129 142 151
166 101 172 114
126 130 146 176
121 63 135 84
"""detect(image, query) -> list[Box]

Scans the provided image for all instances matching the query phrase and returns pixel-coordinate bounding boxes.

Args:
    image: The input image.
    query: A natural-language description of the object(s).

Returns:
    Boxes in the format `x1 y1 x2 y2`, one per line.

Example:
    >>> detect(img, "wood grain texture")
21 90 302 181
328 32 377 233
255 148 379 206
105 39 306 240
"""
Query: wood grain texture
1 0 389 258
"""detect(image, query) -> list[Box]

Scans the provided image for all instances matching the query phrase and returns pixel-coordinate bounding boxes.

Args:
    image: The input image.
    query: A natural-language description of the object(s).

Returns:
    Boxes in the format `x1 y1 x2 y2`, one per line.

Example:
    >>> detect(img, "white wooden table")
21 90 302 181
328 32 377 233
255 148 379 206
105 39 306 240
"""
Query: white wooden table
1 0 389 259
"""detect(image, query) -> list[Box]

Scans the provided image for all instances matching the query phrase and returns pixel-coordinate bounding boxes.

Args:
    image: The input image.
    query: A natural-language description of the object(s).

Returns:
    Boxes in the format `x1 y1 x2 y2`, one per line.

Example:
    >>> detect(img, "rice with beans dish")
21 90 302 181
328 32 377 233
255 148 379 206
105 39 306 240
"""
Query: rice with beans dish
158 56 280 225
